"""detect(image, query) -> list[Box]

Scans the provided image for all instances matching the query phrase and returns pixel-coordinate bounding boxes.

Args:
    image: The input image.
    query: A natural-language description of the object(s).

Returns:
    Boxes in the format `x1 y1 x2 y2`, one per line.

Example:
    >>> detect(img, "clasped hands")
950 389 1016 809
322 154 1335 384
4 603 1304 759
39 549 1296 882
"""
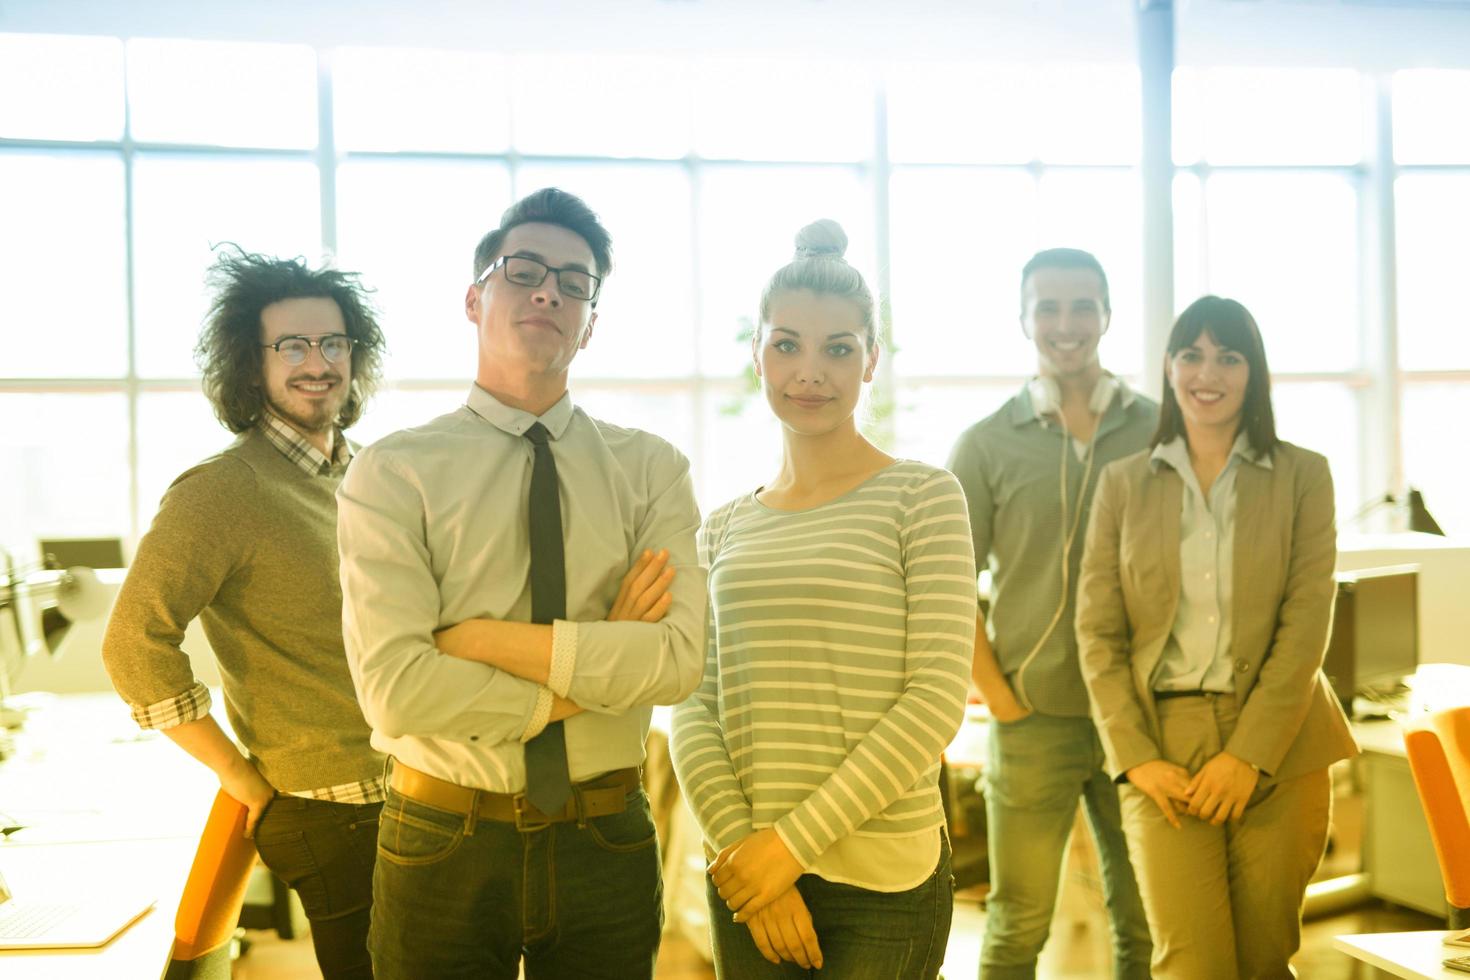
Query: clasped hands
710 828 822 969
1126 752 1259 828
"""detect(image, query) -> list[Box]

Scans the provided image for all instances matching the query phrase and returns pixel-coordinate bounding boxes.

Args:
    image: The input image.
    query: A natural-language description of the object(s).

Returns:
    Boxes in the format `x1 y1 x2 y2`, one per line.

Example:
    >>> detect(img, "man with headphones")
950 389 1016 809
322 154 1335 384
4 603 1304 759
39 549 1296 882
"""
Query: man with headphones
947 248 1158 979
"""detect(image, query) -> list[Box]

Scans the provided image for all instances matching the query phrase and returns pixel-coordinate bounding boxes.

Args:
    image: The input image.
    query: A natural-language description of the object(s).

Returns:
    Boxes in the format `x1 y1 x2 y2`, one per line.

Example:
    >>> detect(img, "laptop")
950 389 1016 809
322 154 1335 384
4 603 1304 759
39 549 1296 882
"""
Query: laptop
0 869 155 949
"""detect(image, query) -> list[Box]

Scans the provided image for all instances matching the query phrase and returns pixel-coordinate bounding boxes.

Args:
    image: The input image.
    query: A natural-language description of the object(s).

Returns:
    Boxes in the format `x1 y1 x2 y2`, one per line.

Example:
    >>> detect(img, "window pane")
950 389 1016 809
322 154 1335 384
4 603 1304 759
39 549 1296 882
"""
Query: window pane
1038 170 1144 376
892 382 1016 469
1272 382 1359 521
694 58 872 162
0 152 128 377
886 64 1037 165
1171 69 1204 166
888 63 1138 165
1202 173 1359 373
700 386 782 511
0 33 124 141
517 163 694 378
333 47 509 153
132 154 321 378
889 168 1037 377
352 387 468 448
510 54 691 159
1396 174 1470 371
1402 383 1470 536
1394 70 1470 165
1182 68 1362 165
1173 172 1205 309
1031 65 1140 165
572 386 697 463
0 393 130 551
335 159 510 381
127 39 317 148
697 166 872 377
135 391 236 529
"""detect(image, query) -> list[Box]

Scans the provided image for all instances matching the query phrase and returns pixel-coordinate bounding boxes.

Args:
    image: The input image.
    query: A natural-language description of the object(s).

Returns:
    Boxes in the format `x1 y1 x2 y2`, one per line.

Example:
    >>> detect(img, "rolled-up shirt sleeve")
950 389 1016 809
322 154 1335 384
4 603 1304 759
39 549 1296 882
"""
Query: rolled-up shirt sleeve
338 445 543 745
563 444 707 713
103 461 242 728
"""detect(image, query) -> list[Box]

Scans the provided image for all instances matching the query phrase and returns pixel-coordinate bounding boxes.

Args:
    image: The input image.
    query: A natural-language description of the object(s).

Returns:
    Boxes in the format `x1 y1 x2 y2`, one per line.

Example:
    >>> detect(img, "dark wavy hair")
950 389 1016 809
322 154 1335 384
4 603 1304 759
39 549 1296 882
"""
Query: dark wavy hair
1152 294 1278 455
195 246 386 433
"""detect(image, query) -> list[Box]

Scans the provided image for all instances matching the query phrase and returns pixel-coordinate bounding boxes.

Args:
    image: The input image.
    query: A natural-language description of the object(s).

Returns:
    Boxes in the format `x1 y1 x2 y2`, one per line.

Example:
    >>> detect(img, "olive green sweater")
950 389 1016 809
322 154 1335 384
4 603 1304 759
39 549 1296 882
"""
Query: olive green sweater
103 428 382 792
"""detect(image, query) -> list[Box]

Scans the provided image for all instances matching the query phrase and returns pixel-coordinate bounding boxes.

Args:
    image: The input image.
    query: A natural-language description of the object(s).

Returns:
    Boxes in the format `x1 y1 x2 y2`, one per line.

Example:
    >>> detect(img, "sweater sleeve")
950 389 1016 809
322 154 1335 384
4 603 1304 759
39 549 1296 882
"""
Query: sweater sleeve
102 458 251 721
670 503 755 851
773 471 976 867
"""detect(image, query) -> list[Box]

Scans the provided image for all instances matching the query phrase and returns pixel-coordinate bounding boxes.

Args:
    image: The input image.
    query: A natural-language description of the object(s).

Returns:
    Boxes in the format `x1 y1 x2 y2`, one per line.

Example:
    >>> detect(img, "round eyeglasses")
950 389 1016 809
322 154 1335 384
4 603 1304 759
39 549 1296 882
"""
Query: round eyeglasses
261 334 356 366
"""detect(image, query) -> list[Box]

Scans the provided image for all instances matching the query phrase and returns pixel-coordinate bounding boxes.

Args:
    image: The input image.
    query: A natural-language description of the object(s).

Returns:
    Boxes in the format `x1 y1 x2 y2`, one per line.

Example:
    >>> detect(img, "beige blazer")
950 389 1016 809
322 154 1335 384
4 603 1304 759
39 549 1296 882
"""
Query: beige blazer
1076 441 1358 783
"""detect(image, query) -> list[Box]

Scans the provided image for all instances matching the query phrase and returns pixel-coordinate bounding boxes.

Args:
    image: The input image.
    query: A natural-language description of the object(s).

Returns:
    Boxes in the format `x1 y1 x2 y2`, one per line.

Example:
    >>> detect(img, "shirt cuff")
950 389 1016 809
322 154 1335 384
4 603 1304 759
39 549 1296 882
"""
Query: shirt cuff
548 620 578 698
521 686 554 742
130 681 212 731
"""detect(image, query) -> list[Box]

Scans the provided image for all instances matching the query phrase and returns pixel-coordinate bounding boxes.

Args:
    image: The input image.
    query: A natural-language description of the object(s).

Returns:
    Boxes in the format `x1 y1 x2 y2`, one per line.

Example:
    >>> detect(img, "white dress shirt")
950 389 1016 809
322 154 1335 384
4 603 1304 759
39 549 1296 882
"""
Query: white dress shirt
338 385 706 792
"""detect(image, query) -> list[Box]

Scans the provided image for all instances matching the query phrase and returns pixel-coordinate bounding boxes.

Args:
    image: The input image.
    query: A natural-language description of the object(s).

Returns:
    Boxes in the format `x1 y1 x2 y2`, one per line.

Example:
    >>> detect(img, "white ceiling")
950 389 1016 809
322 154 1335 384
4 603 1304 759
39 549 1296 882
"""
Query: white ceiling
0 0 1466 69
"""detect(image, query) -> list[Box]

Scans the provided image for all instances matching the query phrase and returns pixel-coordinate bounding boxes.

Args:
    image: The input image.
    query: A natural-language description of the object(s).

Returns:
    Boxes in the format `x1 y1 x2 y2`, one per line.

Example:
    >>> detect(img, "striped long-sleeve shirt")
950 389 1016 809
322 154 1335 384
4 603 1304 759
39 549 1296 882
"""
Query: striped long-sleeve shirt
671 461 976 890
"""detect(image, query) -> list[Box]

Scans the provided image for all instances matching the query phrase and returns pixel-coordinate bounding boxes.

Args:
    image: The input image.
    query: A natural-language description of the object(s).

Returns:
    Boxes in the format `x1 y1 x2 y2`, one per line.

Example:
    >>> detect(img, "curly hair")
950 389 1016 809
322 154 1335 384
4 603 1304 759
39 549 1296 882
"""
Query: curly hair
195 246 387 433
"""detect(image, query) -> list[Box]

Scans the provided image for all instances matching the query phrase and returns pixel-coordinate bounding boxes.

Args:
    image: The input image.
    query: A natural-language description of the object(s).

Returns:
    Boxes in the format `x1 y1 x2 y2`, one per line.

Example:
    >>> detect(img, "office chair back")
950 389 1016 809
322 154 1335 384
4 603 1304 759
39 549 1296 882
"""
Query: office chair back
164 789 258 979
1404 706 1470 929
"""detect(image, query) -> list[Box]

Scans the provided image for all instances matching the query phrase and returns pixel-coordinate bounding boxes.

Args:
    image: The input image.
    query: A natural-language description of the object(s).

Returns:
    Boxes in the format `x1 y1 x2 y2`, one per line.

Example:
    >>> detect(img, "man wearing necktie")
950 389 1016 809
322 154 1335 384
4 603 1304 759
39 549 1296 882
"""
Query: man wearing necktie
338 188 706 978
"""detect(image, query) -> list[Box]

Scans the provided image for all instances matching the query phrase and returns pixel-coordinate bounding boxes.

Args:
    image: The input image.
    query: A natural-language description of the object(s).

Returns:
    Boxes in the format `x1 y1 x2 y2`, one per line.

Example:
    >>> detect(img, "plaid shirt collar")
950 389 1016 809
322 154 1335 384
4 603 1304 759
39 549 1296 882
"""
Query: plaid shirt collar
260 411 353 475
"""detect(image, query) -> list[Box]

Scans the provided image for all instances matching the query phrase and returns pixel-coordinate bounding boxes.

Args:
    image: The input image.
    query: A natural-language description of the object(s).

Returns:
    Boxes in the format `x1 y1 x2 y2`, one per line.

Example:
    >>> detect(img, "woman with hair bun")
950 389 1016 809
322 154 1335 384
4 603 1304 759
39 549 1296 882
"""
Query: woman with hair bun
671 220 976 978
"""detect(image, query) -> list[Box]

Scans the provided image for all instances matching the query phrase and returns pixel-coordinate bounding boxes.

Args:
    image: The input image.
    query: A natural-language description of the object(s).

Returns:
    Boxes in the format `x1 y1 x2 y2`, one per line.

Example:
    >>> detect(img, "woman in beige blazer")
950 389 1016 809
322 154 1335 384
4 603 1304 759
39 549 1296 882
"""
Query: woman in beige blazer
1076 295 1358 980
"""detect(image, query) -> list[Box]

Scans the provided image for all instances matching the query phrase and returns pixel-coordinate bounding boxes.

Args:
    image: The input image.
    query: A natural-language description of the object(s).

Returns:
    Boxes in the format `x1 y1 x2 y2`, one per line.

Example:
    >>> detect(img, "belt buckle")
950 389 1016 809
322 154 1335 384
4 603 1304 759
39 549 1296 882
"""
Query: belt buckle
512 795 551 831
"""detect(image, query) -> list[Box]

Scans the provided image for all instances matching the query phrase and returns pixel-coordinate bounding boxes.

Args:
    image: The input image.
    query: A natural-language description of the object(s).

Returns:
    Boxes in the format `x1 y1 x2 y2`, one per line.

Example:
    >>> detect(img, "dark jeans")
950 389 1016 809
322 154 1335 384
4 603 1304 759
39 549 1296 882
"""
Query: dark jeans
369 785 663 980
708 835 955 980
252 795 381 980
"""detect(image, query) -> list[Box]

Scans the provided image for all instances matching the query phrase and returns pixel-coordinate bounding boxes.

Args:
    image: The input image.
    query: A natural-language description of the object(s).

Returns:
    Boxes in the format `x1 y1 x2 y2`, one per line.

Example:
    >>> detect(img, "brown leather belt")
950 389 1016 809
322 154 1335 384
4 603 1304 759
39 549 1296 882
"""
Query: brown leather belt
389 759 640 830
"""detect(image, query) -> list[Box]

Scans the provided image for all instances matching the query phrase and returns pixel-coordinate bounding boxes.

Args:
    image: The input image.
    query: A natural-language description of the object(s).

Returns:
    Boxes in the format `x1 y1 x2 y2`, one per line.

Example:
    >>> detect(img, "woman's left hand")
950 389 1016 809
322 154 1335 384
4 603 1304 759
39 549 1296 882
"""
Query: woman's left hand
708 828 804 921
1184 751 1259 825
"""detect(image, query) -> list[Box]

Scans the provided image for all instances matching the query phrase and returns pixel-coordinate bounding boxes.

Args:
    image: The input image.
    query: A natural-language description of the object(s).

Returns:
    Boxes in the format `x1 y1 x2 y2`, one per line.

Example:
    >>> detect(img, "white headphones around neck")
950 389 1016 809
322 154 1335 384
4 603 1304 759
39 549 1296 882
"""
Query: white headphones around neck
1027 373 1120 420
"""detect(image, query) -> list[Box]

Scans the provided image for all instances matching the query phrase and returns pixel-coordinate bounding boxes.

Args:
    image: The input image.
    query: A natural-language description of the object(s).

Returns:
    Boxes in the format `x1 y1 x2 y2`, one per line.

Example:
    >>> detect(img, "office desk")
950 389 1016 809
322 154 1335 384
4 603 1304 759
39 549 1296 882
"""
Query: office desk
1334 931 1463 980
1 837 197 980
0 693 218 978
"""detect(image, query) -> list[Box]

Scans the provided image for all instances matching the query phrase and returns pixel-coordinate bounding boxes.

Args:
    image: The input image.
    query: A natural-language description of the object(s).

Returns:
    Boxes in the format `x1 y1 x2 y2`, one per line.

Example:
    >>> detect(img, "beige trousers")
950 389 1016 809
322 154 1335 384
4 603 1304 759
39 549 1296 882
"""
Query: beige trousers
1119 693 1331 980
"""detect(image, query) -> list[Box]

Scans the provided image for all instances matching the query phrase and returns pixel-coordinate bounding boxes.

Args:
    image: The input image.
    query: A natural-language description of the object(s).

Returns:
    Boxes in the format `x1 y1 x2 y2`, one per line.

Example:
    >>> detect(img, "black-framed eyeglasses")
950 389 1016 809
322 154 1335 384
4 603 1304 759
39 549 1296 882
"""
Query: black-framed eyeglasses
476 255 602 303
260 334 356 366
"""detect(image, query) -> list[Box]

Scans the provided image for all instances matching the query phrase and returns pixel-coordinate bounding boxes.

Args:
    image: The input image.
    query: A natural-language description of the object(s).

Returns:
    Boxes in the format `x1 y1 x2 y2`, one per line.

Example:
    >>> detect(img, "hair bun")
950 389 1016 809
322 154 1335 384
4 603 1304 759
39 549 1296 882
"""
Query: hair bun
793 219 848 261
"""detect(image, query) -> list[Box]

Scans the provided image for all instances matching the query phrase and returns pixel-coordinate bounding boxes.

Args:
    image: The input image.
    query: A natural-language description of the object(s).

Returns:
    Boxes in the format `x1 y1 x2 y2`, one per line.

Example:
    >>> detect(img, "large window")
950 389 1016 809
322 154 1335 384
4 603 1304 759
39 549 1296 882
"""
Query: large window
3 33 1468 555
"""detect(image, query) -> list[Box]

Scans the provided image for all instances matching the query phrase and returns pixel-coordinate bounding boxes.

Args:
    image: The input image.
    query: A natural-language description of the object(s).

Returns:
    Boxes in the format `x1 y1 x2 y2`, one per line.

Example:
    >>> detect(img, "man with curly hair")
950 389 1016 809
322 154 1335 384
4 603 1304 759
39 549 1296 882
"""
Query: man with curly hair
103 248 388 980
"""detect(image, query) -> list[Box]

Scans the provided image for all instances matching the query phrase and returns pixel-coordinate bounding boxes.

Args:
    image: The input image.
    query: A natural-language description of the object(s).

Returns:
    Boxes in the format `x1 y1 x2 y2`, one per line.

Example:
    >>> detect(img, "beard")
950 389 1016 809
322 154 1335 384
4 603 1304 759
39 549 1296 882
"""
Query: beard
265 380 346 436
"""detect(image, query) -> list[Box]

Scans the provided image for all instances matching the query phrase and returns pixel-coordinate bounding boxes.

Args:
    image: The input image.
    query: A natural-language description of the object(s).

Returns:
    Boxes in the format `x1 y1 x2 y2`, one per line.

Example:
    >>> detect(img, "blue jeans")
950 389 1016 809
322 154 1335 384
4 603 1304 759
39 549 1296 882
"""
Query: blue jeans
981 713 1152 980
708 834 954 979
252 795 380 980
368 785 663 979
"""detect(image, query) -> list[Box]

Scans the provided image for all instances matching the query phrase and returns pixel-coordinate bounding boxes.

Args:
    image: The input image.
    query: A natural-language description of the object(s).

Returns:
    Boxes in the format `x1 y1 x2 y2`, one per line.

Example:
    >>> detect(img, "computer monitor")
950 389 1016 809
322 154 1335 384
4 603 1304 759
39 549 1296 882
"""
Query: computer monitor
1321 565 1418 714
37 538 125 571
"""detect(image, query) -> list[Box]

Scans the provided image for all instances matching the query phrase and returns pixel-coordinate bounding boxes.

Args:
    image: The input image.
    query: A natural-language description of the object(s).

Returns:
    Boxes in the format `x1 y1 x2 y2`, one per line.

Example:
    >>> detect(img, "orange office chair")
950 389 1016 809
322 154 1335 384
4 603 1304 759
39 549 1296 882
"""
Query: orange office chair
164 789 259 979
1403 706 1470 929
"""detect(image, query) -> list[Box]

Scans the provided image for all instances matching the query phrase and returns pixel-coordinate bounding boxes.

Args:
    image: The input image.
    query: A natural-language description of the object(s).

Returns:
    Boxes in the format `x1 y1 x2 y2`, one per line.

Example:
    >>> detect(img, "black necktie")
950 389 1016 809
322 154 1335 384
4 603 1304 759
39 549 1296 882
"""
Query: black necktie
522 422 572 814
